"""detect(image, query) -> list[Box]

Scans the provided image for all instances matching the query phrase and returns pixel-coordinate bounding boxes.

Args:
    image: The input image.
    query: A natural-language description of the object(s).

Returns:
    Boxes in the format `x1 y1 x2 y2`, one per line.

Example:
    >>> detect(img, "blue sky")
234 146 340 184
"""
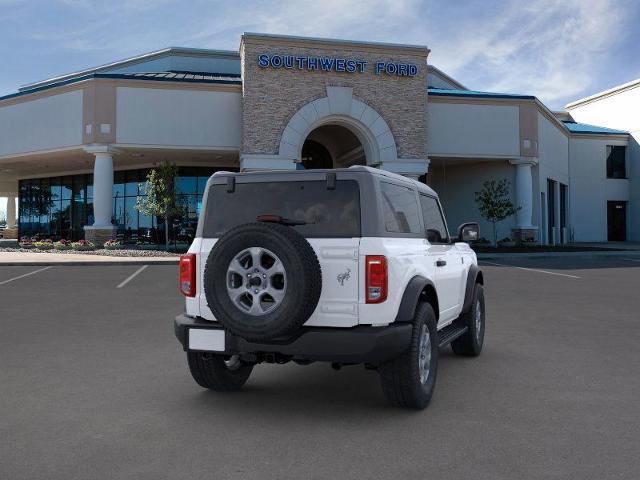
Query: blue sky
1 0 639 217
1 0 639 109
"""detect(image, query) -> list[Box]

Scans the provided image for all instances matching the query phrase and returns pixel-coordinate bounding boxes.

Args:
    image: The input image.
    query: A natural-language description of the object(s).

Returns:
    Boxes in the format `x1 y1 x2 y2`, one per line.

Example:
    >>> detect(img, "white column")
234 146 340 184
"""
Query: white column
83 146 118 245
91 152 114 227
6 195 17 228
510 158 537 228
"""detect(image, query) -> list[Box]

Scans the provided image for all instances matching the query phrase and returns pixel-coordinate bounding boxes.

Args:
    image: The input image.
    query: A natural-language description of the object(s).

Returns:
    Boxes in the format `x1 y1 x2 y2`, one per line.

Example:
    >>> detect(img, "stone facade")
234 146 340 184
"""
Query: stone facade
511 227 538 243
1 227 18 239
84 226 117 246
240 34 429 160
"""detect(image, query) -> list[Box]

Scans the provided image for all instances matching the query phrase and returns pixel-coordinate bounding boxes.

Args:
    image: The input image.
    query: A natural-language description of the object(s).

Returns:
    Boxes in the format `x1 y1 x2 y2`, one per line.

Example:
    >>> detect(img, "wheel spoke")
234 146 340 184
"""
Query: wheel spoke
228 258 248 275
249 247 263 270
247 293 264 315
264 287 285 303
266 259 285 275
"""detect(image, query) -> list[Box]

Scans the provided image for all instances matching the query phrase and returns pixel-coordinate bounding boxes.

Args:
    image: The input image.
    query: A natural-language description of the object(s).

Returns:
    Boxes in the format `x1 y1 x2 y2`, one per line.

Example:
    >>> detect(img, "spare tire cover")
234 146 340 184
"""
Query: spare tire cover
204 222 322 342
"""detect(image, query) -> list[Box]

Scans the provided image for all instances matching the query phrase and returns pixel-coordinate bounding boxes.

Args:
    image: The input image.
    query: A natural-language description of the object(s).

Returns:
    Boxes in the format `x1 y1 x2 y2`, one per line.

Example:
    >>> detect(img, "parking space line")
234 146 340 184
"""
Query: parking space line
623 258 640 263
116 265 149 289
0 266 53 286
480 261 581 279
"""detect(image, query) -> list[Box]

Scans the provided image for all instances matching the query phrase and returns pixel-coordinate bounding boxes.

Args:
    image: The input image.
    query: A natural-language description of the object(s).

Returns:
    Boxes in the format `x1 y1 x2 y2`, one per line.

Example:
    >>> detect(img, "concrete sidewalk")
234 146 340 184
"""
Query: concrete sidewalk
0 251 179 266
477 250 640 260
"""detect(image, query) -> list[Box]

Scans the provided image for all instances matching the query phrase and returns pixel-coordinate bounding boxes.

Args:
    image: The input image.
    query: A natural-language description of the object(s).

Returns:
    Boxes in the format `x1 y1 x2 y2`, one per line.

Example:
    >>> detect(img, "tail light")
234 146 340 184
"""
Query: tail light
179 254 196 297
365 255 387 303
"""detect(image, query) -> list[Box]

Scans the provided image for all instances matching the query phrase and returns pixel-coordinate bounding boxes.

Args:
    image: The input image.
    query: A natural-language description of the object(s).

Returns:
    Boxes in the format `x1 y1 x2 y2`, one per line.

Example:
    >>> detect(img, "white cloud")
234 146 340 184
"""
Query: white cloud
426 0 628 107
3 0 634 109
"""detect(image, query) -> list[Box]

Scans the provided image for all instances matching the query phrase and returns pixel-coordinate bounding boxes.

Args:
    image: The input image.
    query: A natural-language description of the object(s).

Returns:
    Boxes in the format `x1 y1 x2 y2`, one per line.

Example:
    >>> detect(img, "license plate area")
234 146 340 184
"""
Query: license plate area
188 328 225 352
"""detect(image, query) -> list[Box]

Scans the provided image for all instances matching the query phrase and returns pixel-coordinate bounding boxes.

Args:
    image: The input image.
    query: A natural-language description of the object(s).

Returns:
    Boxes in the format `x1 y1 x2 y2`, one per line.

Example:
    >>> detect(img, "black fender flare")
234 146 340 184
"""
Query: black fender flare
394 276 438 323
461 264 484 314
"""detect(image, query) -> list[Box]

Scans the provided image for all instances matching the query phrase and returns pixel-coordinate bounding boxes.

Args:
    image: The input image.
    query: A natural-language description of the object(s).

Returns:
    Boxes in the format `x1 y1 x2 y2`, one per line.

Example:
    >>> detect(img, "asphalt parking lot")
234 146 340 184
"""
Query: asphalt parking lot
1 256 639 479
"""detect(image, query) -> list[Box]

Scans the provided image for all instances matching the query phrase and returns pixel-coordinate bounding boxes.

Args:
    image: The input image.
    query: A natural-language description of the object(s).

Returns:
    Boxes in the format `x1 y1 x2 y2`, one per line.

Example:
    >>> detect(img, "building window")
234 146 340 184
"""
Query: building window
606 145 626 179
17 166 224 244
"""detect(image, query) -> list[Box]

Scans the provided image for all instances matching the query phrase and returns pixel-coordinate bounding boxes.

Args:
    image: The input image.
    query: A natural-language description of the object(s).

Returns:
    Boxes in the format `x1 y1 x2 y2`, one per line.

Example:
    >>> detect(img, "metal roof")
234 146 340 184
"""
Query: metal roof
0 71 242 103
562 121 628 135
428 87 535 100
116 71 241 82
19 47 240 92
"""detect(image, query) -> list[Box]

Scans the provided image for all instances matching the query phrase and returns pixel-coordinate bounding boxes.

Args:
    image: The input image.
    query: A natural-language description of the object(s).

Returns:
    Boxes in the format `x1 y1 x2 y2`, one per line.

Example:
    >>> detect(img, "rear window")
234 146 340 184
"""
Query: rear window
203 180 361 237
380 182 421 233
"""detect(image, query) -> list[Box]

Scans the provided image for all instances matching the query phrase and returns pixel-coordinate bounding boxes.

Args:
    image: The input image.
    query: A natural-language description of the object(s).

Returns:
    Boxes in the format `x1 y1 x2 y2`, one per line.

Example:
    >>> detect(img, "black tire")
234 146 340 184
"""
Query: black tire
378 302 438 409
451 283 485 356
187 352 253 391
204 222 322 342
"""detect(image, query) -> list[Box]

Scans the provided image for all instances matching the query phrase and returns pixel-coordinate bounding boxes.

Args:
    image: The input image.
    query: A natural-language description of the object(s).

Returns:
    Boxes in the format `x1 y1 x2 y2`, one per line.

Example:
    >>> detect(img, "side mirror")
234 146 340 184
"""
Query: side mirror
457 222 480 243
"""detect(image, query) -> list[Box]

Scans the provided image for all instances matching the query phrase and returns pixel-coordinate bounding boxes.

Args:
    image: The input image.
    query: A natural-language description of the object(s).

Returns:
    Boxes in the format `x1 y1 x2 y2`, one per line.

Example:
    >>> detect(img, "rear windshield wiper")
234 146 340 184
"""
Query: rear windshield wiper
256 215 308 226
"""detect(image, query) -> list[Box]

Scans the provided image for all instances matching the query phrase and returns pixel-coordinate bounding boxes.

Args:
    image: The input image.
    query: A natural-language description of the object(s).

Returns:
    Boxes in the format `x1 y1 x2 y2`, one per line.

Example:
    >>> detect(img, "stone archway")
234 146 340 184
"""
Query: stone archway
278 86 398 167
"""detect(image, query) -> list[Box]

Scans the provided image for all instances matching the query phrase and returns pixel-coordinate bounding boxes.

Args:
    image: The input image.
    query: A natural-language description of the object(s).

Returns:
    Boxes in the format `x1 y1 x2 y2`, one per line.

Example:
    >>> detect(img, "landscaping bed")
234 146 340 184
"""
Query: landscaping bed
0 247 178 257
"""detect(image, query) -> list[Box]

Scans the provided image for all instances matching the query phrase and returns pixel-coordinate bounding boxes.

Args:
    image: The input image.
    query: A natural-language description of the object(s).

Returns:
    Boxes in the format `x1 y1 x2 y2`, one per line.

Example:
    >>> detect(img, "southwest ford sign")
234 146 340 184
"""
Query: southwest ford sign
257 54 418 77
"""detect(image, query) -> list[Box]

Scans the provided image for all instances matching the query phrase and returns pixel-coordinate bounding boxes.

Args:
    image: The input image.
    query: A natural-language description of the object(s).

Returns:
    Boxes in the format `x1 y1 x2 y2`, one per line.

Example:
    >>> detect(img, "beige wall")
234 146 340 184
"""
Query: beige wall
0 90 83 157
427 102 520 157
240 36 428 159
116 86 242 148
569 136 629 241
568 85 640 241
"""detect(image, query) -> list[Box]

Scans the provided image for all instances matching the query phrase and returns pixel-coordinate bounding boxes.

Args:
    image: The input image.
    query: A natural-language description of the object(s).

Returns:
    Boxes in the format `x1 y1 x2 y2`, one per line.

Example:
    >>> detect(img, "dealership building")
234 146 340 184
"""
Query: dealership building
0 33 637 245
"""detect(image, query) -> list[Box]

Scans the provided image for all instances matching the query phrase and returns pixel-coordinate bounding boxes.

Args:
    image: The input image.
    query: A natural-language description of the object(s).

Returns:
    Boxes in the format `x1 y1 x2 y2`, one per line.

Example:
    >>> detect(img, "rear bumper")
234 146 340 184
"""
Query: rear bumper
174 314 411 364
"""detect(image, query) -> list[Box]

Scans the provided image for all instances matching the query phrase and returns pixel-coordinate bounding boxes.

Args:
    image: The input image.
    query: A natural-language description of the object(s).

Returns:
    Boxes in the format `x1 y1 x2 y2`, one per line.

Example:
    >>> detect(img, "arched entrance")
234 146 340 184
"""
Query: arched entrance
301 124 366 169
277 86 399 169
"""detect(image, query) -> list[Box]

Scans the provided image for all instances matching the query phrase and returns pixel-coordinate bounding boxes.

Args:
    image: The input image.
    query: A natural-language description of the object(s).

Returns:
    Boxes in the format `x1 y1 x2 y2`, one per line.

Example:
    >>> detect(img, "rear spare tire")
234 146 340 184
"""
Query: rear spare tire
204 222 322 342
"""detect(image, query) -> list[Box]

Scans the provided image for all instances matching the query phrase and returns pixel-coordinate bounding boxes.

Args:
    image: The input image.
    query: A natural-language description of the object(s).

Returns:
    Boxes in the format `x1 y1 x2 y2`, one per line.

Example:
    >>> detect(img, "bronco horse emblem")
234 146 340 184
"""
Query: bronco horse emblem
336 268 351 286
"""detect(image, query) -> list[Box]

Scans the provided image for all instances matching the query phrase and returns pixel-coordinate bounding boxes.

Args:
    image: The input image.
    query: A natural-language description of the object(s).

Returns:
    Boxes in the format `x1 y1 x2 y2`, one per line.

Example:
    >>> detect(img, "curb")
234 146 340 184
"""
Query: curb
477 251 640 260
0 260 179 266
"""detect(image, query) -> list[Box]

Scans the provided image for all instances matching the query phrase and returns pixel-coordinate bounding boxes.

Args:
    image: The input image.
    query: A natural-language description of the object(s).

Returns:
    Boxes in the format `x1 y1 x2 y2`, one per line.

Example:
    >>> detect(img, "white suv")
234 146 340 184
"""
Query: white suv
175 166 484 409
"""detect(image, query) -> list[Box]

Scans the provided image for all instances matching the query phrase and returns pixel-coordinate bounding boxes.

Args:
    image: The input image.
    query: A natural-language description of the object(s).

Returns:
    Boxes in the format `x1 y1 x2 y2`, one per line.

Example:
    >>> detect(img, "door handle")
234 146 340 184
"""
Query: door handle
436 259 447 267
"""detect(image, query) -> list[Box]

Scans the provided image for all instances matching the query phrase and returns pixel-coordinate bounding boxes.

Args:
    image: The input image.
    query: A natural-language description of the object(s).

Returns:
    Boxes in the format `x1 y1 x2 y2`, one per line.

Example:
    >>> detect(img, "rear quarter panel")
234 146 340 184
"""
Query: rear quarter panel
358 237 429 326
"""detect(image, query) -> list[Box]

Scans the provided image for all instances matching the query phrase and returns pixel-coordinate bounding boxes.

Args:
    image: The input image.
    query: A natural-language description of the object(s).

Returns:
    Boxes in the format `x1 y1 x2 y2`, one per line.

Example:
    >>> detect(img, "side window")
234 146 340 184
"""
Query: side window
380 182 421 234
606 145 626 179
419 195 449 243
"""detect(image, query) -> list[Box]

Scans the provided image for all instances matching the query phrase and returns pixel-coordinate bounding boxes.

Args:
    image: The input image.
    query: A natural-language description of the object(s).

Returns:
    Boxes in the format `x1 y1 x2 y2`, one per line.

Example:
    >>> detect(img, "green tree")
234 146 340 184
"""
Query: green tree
474 179 519 246
136 161 181 250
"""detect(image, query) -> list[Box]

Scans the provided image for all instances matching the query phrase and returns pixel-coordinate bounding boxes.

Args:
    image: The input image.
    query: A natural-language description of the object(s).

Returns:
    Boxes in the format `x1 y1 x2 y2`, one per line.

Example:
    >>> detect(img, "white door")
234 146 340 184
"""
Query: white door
419 194 463 323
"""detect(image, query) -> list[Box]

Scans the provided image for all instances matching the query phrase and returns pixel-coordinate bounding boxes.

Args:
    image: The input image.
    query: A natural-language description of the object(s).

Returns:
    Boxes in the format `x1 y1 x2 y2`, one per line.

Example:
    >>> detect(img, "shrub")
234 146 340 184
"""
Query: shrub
33 239 54 250
19 236 34 249
103 239 123 250
54 239 73 250
497 237 516 247
71 240 96 251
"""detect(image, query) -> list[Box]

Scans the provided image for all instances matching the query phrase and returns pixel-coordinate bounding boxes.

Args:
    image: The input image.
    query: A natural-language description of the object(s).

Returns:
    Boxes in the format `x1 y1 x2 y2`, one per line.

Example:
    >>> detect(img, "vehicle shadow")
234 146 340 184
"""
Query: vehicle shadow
178 361 422 421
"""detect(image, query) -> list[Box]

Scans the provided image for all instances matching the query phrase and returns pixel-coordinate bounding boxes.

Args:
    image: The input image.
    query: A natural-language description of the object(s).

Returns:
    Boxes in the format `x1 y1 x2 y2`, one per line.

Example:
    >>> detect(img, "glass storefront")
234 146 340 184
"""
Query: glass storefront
18 166 223 245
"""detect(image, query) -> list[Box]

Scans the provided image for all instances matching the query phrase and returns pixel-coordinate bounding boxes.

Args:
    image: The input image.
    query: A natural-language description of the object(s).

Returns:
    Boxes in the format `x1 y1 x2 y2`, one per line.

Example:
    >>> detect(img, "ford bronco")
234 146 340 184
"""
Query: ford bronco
174 166 484 409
